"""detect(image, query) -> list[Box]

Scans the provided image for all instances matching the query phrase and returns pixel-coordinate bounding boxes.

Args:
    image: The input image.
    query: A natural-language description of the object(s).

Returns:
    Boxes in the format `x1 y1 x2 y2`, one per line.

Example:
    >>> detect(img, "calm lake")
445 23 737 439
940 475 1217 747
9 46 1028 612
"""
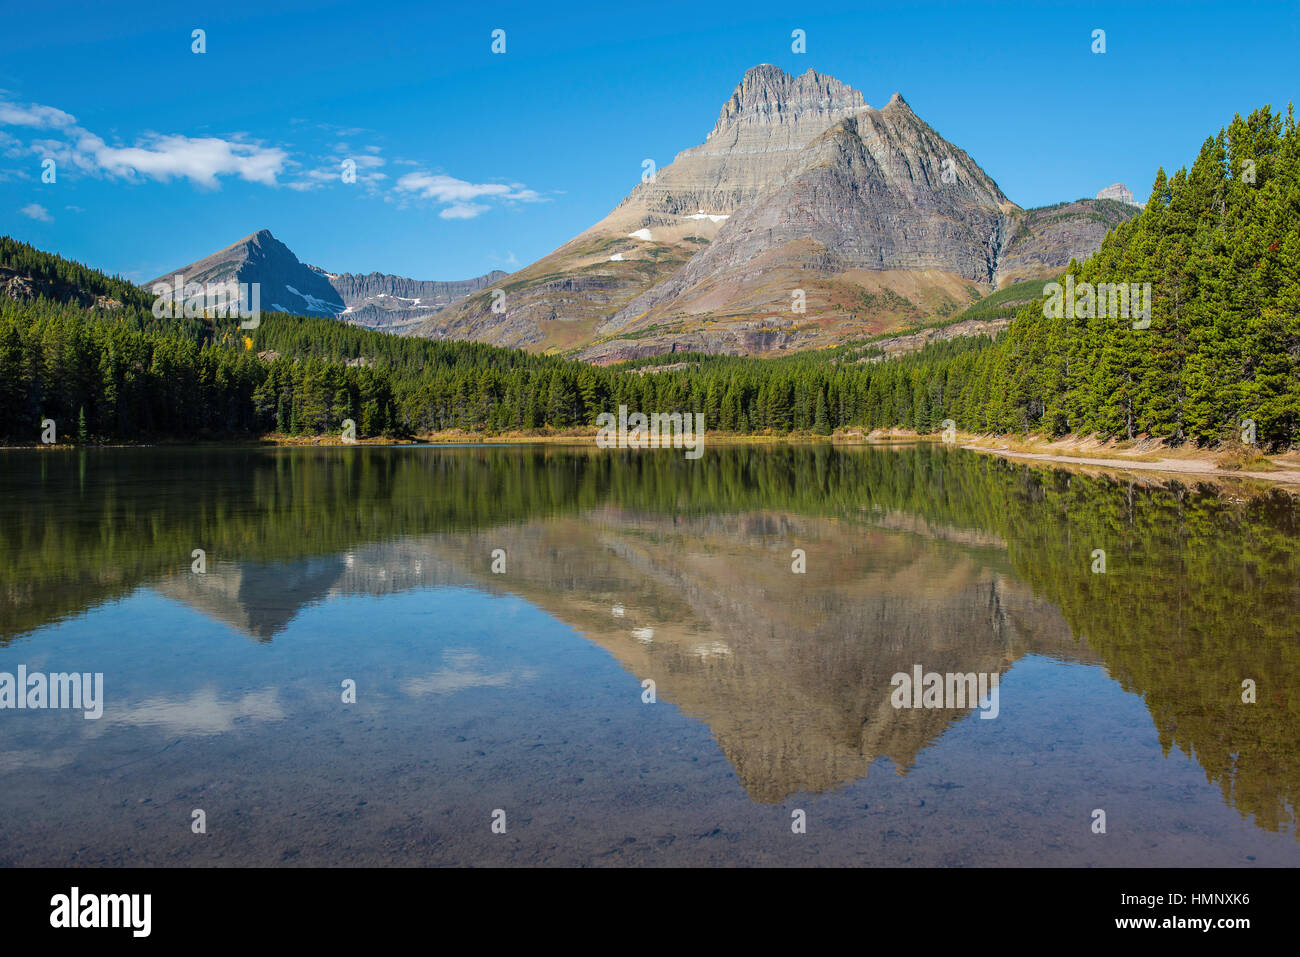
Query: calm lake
1 443 1296 866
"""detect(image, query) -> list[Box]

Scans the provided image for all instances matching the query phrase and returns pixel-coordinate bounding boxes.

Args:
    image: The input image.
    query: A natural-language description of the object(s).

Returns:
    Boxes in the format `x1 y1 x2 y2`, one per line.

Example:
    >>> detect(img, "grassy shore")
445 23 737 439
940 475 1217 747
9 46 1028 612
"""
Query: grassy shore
259 429 846 447
951 432 1300 487
9 427 1300 488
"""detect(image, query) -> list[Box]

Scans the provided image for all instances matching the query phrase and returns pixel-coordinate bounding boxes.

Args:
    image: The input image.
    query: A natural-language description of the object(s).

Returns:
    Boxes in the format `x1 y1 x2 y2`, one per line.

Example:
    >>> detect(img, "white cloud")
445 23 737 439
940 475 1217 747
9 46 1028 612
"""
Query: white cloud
0 96 286 188
0 129 28 157
402 651 537 696
396 172 512 203
0 96 539 216
0 101 76 129
19 203 51 222
288 151 387 193
395 171 543 219
113 687 286 735
82 132 287 188
440 202 489 219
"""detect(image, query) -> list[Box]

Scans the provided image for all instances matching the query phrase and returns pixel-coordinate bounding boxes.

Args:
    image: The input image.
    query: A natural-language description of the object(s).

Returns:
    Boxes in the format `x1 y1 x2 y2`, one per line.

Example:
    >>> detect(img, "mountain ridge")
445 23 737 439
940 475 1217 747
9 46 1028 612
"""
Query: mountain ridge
150 229 503 330
409 64 1136 359
141 65 1139 361
313 266 508 331
148 229 344 318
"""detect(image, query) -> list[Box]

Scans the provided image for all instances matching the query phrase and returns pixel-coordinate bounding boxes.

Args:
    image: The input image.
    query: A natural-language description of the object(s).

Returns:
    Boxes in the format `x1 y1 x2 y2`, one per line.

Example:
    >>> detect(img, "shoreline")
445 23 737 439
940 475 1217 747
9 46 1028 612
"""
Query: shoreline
967 448 1300 487
0 430 847 451
956 435 1300 488
7 429 1300 488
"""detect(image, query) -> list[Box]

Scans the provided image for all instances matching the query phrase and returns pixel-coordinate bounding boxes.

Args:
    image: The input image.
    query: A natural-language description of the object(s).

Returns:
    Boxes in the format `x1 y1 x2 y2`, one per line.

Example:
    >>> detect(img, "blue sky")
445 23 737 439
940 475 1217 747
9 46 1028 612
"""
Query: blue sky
0 0 1295 283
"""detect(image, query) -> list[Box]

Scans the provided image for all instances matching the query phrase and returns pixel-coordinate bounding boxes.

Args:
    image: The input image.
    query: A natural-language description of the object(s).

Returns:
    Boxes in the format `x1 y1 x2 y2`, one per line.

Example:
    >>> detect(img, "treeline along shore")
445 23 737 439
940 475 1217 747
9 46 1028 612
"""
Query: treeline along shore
2 105 1296 452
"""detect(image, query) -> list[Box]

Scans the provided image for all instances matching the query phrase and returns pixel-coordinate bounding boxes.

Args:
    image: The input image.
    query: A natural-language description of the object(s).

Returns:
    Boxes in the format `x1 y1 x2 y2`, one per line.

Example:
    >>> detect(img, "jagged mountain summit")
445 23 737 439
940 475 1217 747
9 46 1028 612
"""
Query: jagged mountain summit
640 63 872 216
410 64 1136 361
602 94 1016 340
1096 182 1139 206
405 65 879 354
149 229 345 318
312 266 507 331
151 229 501 329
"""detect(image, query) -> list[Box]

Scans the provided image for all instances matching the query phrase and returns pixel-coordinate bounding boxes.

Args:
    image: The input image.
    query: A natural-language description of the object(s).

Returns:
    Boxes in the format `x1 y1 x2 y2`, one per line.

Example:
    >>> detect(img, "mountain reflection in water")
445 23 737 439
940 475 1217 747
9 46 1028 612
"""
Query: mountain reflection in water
1 443 1296 865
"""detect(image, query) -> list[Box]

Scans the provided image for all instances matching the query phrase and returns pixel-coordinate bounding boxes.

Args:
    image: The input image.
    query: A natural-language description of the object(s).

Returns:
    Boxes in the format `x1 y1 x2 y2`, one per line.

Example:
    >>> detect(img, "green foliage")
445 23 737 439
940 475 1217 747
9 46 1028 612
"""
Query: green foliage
0 236 154 310
950 277 1051 323
1 103 1295 446
0 269 995 441
967 104 1300 447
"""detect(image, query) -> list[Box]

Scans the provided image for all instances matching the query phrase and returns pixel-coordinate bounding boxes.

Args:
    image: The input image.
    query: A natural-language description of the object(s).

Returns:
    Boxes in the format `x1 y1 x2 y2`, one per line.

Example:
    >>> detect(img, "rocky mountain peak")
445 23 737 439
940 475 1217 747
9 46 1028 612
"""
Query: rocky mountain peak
230 228 277 250
414 64 1133 360
150 228 344 319
1096 183 1141 206
709 64 867 138
241 229 289 257
153 228 509 330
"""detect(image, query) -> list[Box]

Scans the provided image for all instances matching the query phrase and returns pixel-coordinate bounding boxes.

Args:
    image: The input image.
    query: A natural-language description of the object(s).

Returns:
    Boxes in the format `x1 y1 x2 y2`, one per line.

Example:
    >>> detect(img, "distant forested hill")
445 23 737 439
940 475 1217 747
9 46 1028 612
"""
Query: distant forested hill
0 237 154 312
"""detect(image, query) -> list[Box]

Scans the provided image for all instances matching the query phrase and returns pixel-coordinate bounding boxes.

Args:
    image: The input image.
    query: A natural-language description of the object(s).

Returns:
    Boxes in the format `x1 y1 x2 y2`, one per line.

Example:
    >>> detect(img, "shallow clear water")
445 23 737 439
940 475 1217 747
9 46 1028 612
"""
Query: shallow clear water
1 443 1296 865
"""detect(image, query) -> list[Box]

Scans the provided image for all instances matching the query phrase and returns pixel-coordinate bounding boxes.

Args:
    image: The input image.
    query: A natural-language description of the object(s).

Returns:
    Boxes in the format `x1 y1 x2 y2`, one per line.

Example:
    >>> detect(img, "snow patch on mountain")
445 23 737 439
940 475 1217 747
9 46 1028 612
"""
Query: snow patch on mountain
685 211 729 223
286 284 344 316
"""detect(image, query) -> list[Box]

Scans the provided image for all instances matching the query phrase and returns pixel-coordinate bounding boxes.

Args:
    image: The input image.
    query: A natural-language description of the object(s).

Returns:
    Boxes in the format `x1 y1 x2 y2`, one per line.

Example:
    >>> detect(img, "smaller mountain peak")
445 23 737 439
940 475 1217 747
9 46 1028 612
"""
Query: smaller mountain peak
1096 183 1141 206
228 228 278 249
885 92 909 109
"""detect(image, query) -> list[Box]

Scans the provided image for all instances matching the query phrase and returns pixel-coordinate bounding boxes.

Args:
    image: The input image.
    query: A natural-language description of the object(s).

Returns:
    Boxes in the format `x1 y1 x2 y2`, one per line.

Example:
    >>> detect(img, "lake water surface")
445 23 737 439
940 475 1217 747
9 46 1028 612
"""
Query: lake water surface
1 443 1296 866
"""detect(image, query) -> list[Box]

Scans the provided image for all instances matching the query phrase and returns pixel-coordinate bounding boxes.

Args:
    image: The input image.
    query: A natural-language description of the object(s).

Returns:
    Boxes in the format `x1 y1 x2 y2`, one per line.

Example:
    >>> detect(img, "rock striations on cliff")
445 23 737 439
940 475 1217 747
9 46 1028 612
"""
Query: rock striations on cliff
319 267 507 331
